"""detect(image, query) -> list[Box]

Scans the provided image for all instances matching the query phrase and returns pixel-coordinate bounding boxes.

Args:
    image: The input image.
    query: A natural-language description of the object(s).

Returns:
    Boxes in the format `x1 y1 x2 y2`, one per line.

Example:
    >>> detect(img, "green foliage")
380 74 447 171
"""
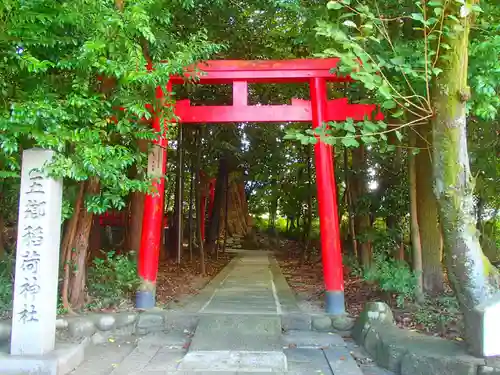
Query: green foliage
414 295 461 333
0 0 222 214
363 252 417 307
343 254 363 277
0 256 14 317
87 250 140 308
481 218 500 263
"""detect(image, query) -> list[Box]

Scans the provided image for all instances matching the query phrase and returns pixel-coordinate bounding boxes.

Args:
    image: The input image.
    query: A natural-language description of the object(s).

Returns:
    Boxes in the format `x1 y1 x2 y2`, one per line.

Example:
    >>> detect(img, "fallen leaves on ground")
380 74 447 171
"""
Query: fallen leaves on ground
155 252 234 306
276 242 463 341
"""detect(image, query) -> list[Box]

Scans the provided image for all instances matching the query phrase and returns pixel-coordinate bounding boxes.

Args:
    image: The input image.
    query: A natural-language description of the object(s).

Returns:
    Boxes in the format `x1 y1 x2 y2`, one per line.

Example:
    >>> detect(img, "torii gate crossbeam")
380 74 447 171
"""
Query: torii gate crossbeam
136 59 383 315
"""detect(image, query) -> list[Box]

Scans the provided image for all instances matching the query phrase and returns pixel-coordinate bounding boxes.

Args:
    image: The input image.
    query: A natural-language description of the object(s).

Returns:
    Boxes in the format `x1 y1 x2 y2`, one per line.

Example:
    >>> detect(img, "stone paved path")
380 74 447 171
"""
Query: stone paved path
70 251 393 375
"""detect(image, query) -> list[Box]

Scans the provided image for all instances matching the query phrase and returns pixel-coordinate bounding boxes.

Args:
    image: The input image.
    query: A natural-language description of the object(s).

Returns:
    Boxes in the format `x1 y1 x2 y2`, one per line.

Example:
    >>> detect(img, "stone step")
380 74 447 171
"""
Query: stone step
189 315 282 351
178 350 287 372
179 314 287 372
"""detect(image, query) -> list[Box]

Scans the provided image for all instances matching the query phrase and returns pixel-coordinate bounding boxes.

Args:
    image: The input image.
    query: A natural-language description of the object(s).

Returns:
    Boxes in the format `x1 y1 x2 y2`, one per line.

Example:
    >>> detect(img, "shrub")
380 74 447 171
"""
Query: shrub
363 252 417 307
414 295 461 333
0 256 13 317
87 250 139 309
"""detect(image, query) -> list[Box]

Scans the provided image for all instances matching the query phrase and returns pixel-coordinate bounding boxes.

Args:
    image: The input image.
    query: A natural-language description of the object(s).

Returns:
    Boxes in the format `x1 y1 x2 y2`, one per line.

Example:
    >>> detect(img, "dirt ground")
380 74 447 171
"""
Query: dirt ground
155 252 234 306
276 241 463 342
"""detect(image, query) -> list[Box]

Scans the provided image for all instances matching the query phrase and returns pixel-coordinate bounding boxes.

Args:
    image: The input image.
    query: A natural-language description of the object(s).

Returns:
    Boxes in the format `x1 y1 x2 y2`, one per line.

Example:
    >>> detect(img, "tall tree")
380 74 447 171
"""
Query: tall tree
431 0 500 348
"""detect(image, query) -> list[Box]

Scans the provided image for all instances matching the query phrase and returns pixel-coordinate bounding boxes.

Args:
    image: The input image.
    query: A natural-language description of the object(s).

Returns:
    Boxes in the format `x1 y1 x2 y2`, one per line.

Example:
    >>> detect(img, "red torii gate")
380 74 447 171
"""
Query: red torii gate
137 58 383 315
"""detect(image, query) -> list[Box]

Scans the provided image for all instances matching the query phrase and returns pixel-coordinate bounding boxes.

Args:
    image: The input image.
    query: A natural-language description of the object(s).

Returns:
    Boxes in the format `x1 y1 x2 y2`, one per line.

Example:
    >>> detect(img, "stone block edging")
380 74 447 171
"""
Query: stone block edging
352 301 500 375
0 309 356 344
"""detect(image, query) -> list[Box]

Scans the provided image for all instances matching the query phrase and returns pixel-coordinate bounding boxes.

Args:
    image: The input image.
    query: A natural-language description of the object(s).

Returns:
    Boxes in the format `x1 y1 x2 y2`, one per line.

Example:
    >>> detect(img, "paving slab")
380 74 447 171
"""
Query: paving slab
70 342 135 375
282 330 346 349
189 315 282 352
140 347 185 372
109 344 161 375
178 350 287 372
324 347 364 375
284 348 333 374
137 331 191 349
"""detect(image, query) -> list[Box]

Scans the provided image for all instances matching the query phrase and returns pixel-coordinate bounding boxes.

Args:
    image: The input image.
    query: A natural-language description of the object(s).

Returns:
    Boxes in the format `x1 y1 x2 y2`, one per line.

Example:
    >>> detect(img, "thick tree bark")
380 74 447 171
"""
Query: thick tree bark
206 155 229 254
218 176 250 238
409 130 424 303
222 172 230 253
416 120 445 295
61 183 85 313
432 3 500 348
61 178 100 310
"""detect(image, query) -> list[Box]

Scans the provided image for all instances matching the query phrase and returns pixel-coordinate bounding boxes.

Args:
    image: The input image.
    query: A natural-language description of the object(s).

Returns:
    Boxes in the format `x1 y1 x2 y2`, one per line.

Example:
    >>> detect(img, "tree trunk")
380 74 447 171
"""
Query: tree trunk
194 129 205 275
175 124 184 264
409 130 424 303
416 120 445 295
61 177 100 310
300 145 313 264
222 172 230 253
206 156 229 254
351 145 372 267
268 192 279 239
432 3 500 349
219 177 250 238
188 158 195 261
344 148 358 260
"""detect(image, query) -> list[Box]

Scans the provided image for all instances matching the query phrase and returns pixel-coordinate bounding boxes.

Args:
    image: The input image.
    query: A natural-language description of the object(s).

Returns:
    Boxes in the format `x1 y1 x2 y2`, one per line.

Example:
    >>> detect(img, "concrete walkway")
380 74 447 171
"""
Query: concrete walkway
177 250 300 315
70 251 391 375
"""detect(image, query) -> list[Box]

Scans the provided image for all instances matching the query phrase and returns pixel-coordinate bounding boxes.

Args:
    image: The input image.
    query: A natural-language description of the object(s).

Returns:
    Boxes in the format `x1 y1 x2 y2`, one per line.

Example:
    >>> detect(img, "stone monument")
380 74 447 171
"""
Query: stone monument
471 293 500 357
0 149 87 374
10 149 63 355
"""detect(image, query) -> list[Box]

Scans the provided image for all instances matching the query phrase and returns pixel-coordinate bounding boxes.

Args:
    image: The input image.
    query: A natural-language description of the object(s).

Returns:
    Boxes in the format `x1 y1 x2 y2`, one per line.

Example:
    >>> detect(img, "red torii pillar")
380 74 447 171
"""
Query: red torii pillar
310 78 344 314
136 59 382 312
136 84 169 309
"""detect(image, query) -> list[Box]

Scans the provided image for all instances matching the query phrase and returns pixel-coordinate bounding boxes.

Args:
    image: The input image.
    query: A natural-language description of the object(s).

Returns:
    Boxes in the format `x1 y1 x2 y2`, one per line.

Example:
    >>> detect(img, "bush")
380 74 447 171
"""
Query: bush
363 252 417 307
87 250 140 309
414 295 461 333
0 256 13 317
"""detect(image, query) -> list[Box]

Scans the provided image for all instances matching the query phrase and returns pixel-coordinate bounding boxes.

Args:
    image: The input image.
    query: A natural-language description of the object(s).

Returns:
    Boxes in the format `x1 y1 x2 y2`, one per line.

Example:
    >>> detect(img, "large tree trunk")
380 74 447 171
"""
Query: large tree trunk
409 130 424 303
432 3 500 349
218 174 250 238
222 172 230 252
206 155 229 253
61 177 100 310
416 120 445 295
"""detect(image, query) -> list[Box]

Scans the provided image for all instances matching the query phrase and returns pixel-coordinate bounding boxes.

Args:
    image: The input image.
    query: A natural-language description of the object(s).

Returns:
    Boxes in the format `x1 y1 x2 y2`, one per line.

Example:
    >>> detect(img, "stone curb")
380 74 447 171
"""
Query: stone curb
352 301 500 375
0 309 353 345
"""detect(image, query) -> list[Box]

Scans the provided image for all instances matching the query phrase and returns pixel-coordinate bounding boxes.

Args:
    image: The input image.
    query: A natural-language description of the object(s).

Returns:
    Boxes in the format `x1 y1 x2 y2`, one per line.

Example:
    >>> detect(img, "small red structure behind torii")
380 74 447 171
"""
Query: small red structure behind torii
136 58 383 315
